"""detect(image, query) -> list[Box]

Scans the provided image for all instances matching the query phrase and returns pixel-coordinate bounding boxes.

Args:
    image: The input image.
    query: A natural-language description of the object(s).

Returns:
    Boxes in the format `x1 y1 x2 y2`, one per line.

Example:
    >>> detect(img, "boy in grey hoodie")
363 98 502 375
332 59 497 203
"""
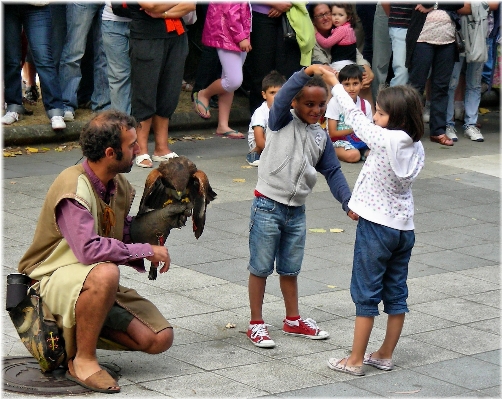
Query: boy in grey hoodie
246 64 357 348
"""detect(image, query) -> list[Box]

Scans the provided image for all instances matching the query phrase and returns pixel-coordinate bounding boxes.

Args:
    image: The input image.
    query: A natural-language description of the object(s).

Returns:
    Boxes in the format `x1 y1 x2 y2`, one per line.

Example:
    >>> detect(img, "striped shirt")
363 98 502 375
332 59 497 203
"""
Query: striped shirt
388 3 415 28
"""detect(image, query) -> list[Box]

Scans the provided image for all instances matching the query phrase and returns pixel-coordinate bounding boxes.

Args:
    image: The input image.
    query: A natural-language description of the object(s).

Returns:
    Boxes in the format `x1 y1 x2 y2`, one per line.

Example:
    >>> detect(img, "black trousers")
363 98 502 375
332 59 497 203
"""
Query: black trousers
408 42 456 137
245 11 301 114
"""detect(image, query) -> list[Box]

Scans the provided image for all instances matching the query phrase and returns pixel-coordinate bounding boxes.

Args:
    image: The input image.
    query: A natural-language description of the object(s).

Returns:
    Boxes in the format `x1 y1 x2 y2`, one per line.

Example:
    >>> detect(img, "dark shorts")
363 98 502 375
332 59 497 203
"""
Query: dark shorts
103 304 134 332
350 217 415 317
130 34 188 121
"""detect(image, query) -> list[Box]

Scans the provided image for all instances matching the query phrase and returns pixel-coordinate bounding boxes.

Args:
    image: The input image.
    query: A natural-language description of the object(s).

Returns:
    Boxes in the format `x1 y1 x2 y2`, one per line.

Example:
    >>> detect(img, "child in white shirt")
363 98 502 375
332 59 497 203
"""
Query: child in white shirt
246 71 286 166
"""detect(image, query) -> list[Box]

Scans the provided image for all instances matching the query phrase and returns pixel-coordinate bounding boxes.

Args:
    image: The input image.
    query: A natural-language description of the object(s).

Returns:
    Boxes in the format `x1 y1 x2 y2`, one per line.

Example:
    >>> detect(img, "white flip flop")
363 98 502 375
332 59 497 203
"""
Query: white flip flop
135 153 153 168
152 152 179 162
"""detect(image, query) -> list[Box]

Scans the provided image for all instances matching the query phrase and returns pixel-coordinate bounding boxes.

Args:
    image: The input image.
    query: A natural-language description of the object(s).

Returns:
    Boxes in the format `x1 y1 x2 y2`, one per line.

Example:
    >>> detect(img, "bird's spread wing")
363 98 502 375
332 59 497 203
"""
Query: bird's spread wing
137 169 166 216
189 169 217 239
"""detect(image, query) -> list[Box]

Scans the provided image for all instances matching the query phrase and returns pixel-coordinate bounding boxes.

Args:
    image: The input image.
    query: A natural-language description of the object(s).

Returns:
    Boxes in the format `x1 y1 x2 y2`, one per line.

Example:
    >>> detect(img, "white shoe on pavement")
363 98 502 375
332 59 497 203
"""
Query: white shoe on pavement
464 125 484 142
2 111 19 125
445 125 458 142
51 116 66 130
63 110 75 122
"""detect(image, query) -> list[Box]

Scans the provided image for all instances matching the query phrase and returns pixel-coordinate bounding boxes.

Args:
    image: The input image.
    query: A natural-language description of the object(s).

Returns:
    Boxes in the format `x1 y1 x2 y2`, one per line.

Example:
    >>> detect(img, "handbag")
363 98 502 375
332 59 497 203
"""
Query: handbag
282 13 296 41
6 279 66 373
455 28 466 54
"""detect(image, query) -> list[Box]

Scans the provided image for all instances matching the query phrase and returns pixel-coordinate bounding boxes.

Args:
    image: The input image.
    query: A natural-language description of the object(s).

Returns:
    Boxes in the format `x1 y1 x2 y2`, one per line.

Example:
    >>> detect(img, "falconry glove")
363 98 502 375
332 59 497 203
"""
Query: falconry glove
130 202 193 244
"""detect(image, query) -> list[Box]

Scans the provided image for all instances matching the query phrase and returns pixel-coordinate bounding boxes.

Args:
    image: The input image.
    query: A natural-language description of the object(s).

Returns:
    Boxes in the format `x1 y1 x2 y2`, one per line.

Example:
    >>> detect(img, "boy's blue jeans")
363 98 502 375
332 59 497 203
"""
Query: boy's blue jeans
248 196 306 277
351 217 415 317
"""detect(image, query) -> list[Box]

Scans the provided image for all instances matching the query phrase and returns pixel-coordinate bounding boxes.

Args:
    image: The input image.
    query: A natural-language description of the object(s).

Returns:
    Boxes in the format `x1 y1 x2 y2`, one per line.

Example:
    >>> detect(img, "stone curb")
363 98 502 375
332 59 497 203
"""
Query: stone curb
3 90 499 147
3 107 251 147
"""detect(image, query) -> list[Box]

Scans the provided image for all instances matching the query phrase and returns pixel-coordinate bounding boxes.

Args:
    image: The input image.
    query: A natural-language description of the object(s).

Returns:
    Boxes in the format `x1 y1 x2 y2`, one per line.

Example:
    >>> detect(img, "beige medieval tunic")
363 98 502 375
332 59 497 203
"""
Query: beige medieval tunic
18 164 170 359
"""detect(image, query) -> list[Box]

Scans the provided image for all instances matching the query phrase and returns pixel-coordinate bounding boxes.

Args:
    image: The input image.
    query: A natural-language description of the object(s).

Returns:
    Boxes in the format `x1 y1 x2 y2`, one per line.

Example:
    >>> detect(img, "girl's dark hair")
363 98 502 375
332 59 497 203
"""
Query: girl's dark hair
293 75 328 101
332 3 357 29
79 110 138 162
376 85 424 142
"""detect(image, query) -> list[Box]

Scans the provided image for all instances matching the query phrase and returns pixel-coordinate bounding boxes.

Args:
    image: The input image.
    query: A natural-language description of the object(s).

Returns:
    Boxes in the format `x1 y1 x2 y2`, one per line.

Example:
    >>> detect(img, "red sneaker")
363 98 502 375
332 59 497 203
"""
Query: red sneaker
283 317 329 339
247 323 276 348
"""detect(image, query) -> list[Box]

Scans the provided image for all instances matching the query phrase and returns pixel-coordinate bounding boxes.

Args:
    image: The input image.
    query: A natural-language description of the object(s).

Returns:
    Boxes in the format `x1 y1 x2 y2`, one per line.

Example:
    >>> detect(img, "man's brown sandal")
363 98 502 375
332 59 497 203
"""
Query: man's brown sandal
66 358 120 394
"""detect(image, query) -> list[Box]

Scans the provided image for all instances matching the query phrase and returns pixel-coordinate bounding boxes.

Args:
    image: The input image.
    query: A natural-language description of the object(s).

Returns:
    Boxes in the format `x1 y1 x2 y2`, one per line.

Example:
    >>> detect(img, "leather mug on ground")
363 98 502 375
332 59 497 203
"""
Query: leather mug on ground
6 273 31 311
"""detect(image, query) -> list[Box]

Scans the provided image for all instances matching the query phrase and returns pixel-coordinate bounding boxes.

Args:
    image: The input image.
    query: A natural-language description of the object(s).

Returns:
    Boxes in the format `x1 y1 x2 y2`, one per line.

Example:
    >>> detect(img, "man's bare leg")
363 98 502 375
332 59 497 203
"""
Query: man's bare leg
101 319 173 354
72 263 119 387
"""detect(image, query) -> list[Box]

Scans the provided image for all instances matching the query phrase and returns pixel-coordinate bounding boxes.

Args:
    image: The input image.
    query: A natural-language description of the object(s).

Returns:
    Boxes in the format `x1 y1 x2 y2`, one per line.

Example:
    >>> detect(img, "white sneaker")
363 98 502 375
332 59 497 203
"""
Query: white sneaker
63 110 75 122
51 116 66 130
464 125 484 142
2 111 19 125
445 125 458 142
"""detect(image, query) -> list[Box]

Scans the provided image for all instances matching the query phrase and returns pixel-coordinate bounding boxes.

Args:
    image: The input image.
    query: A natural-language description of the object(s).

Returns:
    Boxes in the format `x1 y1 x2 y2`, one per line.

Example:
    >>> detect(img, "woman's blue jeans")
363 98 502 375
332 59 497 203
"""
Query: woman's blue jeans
3 4 63 117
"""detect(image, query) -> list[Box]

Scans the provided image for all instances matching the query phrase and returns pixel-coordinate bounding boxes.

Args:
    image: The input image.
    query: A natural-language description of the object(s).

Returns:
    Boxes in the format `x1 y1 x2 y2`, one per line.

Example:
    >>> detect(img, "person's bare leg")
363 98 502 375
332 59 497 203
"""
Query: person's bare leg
136 118 153 167
249 274 267 321
151 115 174 157
198 78 224 103
345 315 374 367
280 275 299 317
371 313 405 359
101 319 173 354
215 90 235 134
72 263 120 387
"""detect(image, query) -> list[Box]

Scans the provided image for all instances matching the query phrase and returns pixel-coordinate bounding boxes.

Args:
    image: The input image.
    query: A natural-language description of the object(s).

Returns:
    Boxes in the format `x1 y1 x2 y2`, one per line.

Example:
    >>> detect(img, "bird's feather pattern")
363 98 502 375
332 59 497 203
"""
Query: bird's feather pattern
137 156 216 239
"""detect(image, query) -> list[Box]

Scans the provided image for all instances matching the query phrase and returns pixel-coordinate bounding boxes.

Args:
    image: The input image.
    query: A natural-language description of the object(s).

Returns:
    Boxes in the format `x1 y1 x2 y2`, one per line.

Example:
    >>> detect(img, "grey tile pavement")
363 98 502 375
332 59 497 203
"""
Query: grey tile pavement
2 110 501 397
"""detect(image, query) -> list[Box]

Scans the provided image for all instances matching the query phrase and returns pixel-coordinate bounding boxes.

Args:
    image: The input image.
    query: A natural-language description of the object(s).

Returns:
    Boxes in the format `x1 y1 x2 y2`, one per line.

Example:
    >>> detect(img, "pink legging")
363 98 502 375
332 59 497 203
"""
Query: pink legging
217 48 247 92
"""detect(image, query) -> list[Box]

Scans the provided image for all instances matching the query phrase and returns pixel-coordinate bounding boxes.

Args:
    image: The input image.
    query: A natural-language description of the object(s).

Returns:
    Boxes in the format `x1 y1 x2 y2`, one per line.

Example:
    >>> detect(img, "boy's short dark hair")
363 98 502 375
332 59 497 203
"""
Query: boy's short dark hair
262 70 286 92
338 64 363 83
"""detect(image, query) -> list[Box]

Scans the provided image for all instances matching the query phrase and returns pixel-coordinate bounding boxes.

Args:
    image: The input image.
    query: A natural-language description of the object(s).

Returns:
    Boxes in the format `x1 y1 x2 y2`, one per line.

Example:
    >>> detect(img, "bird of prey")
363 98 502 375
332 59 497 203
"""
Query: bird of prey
136 156 217 279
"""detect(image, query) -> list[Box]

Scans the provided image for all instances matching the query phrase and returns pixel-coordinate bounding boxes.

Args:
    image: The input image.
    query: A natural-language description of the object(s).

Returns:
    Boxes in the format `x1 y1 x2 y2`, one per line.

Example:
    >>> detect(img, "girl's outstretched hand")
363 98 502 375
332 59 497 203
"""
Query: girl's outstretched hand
318 66 339 86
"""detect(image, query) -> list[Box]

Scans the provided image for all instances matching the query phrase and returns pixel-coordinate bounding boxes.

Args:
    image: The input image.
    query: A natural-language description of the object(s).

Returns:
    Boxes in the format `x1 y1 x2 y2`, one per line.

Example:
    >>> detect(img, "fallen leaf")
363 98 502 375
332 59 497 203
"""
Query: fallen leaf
233 178 245 183
455 178 461 181
3 151 16 157
10 181 16 184
241 165 252 169
182 136 194 140
309 228 326 233
330 228 344 233
54 147 63 152
225 323 236 329
41 147 51 151
478 107 490 114
168 138 177 144
26 147 39 153
195 136 206 140
327 285 337 288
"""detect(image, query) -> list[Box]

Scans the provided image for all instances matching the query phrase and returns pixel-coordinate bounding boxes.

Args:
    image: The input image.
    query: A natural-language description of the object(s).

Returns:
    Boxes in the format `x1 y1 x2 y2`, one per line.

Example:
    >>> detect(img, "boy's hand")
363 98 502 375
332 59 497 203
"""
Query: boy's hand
347 209 359 221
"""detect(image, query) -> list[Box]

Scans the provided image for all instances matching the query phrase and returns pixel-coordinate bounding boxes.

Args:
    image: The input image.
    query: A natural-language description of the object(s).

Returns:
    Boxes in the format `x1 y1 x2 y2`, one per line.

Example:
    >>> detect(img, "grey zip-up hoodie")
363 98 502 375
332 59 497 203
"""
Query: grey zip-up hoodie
255 68 351 211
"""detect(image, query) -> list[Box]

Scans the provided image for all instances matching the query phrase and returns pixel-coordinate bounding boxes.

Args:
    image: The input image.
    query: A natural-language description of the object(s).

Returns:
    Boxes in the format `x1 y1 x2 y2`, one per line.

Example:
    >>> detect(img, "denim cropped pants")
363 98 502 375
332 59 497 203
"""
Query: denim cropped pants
351 217 415 317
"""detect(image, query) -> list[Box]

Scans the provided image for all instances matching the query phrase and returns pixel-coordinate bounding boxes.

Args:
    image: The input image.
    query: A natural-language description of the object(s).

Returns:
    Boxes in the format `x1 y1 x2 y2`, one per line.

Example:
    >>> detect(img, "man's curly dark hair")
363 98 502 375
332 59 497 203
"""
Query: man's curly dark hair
79 110 138 162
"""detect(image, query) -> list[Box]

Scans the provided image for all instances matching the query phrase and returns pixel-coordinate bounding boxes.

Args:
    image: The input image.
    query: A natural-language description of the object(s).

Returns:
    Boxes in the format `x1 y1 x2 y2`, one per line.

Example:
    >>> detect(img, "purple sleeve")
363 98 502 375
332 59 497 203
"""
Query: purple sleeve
56 198 152 271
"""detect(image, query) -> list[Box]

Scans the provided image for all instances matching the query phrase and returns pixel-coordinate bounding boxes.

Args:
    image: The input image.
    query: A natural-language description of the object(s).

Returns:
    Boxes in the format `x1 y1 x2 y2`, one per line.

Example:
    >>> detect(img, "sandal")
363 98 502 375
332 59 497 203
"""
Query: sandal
152 152 179 162
135 153 153 168
193 92 211 119
66 358 120 394
363 352 394 371
327 357 365 376
215 130 245 139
